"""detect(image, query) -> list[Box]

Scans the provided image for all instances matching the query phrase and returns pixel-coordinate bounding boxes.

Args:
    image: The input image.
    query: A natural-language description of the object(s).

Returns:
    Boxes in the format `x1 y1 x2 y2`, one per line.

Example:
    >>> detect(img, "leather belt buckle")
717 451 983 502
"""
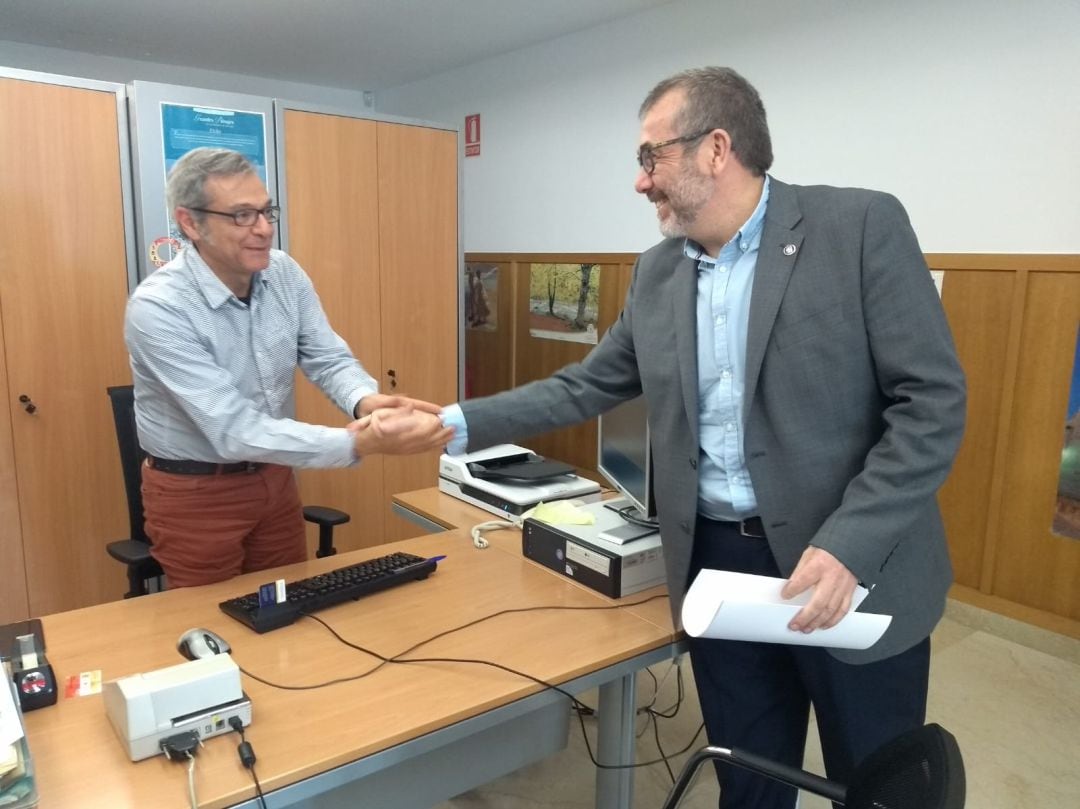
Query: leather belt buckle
738 516 766 538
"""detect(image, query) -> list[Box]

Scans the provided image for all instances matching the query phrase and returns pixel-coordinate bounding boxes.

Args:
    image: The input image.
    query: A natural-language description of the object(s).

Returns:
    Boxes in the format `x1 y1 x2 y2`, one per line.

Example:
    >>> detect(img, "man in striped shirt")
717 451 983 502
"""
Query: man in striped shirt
125 147 451 587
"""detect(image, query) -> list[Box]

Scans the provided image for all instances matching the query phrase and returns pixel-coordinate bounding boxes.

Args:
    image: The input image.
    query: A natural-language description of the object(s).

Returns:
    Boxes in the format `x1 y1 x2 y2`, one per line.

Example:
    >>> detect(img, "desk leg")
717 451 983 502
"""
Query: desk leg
595 671 636 809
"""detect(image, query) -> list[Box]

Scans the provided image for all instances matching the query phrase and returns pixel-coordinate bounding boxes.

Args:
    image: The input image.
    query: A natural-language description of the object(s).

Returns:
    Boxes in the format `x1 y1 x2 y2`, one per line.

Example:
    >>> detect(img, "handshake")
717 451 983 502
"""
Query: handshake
347 394 455 458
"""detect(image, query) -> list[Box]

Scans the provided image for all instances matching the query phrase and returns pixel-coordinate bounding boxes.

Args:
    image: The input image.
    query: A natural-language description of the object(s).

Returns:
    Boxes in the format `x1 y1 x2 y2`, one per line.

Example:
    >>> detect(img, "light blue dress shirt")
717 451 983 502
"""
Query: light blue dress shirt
442 178 771 522
125 246 377 468
691 177 769 519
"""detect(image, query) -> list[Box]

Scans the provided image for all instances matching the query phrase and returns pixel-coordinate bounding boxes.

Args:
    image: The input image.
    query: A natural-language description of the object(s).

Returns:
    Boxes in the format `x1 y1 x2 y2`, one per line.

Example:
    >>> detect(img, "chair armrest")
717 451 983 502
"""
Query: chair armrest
106 539 155 565
302 506 350 527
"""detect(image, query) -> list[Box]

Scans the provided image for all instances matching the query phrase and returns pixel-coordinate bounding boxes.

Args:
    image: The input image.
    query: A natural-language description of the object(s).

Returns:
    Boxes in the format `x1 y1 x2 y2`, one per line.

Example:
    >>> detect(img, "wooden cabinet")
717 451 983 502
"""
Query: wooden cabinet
282 109 459 550
0 75 133 622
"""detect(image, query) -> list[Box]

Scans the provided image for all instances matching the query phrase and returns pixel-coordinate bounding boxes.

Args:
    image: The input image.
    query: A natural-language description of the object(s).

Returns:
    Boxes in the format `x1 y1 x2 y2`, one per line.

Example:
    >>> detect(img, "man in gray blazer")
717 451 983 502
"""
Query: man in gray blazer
442 67 965 808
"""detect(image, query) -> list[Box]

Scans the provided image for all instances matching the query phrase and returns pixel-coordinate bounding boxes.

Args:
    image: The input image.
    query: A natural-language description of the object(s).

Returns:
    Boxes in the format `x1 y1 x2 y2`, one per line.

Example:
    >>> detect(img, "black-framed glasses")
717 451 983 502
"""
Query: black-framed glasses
636 129 713 175
187 205 280 226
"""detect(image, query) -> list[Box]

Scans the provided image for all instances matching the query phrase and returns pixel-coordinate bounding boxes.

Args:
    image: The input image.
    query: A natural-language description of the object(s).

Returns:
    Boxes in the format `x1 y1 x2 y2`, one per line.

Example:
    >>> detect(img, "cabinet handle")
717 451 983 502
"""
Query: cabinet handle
18 394 37 414
387 369 397 390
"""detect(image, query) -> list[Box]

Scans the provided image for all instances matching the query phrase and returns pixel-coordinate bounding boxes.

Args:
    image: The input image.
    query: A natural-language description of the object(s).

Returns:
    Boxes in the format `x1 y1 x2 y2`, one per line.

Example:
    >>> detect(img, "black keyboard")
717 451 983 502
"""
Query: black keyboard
219 552 438 633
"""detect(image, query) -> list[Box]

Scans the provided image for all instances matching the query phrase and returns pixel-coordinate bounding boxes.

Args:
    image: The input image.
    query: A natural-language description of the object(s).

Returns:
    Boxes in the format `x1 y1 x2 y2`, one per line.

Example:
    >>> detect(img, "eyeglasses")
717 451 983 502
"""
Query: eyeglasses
636 129 713 175
187 205 280 226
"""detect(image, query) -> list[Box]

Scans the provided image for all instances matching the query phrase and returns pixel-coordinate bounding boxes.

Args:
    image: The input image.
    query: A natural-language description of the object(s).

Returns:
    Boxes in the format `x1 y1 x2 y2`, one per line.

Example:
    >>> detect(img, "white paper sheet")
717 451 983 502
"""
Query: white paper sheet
681 569 892 650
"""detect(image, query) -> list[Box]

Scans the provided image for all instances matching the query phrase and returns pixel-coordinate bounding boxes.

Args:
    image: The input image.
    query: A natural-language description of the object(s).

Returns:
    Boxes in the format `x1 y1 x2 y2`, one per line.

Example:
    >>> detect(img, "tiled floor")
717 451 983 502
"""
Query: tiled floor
434 600 1080 808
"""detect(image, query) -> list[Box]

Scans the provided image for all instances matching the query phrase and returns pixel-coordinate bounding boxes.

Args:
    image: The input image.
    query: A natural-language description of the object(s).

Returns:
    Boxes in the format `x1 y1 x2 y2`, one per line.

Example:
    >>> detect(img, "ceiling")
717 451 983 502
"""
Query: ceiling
0 0 677 91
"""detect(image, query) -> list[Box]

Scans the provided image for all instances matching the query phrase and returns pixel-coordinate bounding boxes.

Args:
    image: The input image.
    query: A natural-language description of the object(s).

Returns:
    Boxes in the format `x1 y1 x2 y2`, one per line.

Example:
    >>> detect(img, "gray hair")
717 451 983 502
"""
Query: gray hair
166 148 256 223
640 67 773 176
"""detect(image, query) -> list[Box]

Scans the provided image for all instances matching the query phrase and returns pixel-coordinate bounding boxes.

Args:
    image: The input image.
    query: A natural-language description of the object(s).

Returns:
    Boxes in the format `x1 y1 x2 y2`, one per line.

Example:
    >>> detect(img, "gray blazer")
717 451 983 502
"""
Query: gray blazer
461 179 966 663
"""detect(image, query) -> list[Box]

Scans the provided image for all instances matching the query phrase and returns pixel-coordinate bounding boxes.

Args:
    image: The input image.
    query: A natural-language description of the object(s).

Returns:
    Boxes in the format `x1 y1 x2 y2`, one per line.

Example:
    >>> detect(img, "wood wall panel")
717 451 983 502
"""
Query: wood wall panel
937 271 1015 587
468 252 1080 634
283 110 386 552
992 272 1080 619
510 261 631 473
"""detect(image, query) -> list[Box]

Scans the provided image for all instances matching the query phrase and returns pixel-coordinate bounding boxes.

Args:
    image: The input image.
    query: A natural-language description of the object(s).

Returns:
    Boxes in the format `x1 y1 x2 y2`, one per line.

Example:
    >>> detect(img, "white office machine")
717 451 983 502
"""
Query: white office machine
439 444 601 519
103 654 251 761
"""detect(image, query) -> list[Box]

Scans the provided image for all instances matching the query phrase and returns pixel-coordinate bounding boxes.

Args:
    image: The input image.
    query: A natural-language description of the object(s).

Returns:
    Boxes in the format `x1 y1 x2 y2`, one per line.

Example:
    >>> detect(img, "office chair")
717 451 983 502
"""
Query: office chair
104 385 350 597
661 723 965 809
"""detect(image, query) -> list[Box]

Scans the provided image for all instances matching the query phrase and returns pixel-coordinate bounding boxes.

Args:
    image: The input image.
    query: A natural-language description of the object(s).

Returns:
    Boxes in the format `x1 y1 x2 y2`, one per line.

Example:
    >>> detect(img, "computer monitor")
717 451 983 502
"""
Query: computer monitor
596 395 656 522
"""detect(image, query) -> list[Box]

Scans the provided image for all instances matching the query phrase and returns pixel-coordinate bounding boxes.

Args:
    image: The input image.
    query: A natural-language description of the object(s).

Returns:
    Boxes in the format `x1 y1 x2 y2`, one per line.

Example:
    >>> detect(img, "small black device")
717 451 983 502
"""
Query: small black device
218 551 439 633
2 619 58 712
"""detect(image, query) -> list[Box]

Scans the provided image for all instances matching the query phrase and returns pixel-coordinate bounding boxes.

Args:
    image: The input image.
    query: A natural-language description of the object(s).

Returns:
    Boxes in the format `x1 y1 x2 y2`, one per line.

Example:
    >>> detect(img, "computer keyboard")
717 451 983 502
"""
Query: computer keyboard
218 551 438 633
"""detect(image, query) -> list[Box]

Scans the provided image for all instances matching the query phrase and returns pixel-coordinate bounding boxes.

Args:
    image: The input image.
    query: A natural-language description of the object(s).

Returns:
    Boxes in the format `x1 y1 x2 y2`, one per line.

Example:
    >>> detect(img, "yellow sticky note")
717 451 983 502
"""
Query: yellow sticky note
529 501 596 526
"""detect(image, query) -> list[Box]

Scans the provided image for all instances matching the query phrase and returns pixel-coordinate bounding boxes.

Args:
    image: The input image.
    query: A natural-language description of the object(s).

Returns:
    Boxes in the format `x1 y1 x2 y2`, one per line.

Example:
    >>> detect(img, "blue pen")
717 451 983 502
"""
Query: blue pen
428 555 447 564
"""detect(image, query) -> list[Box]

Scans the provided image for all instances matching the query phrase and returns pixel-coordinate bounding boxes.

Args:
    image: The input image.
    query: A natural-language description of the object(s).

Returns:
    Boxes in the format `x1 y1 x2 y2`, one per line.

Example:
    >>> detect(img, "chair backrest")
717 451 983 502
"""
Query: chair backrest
846 723 966 809
106 385 150 545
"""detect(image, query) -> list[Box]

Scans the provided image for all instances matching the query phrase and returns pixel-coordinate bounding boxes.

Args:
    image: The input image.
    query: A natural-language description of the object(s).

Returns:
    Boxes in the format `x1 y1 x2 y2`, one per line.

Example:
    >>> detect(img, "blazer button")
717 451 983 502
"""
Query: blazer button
680 521 690 533
689 457 697 469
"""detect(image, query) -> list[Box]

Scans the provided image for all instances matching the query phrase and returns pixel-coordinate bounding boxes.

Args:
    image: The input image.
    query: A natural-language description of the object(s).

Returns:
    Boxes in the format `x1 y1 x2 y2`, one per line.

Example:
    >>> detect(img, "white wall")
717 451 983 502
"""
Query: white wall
378 0 1080 254
0 39 372 110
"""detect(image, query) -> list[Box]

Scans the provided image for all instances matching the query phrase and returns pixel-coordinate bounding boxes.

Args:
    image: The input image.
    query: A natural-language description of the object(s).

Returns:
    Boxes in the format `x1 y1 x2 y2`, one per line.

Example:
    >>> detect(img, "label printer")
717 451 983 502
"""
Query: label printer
103 654 251 761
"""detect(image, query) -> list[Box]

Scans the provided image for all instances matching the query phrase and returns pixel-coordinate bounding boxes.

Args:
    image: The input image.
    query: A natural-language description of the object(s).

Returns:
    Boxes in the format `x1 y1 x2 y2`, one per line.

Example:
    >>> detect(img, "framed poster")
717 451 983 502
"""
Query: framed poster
128 81 277 278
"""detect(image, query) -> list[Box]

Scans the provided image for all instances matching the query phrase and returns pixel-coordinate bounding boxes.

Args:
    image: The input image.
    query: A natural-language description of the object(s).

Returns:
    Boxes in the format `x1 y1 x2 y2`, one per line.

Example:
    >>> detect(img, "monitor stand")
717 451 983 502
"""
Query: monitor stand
603 497 647 522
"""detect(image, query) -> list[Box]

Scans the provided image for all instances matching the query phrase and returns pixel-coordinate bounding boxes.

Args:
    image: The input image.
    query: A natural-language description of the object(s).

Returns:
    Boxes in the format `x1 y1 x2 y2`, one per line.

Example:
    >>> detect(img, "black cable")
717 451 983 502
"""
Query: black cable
238 595 669 691
651 704 676 783
647 659 685 720
228 717 268 809
614 504 660 530
235 594 697 773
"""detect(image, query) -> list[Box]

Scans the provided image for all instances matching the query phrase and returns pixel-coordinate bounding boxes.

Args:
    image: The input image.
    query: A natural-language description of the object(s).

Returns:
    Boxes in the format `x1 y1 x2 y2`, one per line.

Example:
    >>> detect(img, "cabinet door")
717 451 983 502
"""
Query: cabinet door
0 78 131 616
376 122 459 541
282 109 386 551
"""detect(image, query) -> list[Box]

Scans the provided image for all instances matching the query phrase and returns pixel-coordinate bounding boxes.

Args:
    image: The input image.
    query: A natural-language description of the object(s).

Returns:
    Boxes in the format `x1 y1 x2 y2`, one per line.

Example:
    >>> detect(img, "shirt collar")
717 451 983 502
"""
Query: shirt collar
183 245 265 309
683 175 771 265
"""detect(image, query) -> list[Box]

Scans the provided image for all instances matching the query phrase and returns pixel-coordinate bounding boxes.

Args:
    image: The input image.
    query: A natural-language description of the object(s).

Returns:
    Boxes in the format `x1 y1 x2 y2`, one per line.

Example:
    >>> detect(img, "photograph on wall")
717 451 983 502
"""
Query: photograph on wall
528 263 600 344
465 263 498 331
1052 324 1080 540
159 103 268 248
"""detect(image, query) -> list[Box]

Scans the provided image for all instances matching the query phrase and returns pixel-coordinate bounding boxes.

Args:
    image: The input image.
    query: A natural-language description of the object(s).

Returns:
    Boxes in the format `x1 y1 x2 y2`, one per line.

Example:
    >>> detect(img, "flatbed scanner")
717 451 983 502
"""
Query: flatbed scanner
439 444 601 519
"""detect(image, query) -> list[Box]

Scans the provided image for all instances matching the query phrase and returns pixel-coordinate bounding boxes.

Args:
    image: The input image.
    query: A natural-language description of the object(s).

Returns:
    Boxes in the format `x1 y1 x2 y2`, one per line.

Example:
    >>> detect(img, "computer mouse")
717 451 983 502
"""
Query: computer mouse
177 628 231 661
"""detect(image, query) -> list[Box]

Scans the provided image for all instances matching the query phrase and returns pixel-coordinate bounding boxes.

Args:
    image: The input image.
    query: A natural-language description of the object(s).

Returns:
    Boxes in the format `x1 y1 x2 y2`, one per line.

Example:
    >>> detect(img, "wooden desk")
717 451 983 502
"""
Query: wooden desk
391 487 677 635
25 531 679 809
392 488 685 807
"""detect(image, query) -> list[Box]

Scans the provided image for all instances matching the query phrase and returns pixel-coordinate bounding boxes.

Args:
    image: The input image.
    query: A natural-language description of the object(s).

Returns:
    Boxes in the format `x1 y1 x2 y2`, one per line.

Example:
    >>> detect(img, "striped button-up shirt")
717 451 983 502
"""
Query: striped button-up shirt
124 246 376 468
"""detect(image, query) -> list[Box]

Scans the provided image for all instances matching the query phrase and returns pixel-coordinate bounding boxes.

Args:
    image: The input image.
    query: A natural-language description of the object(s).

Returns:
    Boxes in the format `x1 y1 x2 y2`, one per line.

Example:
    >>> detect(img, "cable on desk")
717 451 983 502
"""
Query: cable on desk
612 504 660 530
160 732 202 809
239 594 669 691
236 594 696 773
469 518 518 548
228 717 268 809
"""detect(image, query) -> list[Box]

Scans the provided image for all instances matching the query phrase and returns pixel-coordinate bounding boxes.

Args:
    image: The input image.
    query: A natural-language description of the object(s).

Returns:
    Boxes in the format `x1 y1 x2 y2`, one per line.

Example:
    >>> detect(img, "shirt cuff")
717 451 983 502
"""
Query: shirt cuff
439 404 469 455
348 386 379 419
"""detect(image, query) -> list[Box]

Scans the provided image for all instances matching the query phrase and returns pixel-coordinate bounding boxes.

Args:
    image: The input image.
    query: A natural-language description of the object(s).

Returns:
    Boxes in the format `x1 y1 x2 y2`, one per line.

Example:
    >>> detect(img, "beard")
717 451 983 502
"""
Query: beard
652 162 713 239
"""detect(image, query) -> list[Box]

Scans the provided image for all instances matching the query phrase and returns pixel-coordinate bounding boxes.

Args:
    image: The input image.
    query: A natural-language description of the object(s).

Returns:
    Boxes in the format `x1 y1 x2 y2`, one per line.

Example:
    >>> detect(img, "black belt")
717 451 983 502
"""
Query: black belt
147 456 261 475
710 516 767 538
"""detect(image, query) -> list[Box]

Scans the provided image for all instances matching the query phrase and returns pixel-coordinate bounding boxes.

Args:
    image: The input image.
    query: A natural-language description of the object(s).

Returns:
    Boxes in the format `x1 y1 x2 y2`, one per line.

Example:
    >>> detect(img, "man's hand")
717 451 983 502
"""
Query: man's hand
780 547 858 633
355 394 442 419
348 406 454 457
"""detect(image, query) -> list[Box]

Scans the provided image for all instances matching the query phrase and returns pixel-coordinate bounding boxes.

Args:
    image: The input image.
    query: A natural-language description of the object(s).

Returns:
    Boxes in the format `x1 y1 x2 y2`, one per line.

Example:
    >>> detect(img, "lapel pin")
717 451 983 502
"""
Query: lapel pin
782 243 797 256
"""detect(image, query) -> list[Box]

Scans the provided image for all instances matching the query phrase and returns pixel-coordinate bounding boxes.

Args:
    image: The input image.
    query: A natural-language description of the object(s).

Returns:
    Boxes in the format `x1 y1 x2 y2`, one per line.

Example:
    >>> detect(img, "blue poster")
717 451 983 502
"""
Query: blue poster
161 103 267 180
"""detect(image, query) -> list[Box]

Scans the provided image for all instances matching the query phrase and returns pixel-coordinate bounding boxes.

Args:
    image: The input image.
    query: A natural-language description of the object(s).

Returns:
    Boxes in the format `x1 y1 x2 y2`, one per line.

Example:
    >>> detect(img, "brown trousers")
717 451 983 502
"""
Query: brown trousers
142 462 307 588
